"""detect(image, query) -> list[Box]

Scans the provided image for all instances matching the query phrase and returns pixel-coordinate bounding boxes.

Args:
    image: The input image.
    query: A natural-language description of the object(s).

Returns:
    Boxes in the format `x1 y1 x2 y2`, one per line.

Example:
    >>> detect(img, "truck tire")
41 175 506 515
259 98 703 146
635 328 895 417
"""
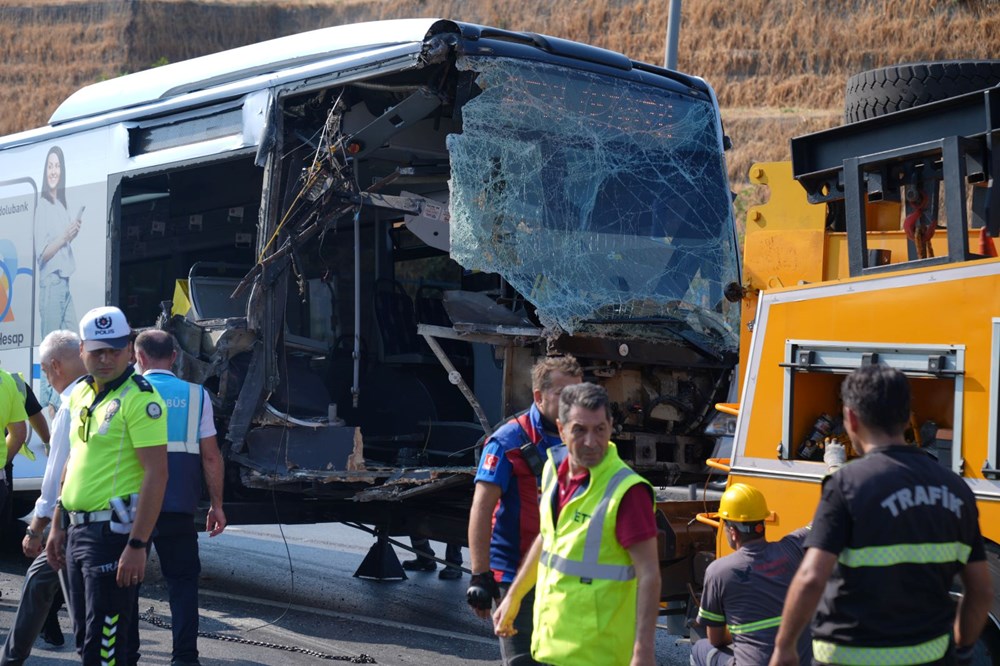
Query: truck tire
844 61 1000 123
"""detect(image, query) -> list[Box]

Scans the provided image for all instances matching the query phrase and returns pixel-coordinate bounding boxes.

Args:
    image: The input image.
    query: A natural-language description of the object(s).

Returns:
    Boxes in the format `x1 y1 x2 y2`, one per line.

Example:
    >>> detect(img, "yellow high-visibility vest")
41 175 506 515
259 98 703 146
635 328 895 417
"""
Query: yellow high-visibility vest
532 443 651 666
11 372 35 461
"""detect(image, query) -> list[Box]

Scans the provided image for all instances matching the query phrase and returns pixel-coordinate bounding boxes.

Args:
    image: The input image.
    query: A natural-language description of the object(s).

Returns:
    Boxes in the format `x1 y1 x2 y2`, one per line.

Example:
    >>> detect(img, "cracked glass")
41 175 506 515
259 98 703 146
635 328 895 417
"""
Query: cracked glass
447 56 738 355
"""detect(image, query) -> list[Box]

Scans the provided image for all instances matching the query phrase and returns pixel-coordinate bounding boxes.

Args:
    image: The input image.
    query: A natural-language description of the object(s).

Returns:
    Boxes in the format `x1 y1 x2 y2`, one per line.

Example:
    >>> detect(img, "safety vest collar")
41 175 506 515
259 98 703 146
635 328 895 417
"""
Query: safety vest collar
82 365 135 408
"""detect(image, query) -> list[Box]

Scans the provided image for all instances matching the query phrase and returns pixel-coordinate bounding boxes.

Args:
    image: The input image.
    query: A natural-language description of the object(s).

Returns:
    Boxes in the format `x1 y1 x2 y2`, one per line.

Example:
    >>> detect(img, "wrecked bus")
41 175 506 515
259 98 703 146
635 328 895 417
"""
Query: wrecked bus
0 19 738 555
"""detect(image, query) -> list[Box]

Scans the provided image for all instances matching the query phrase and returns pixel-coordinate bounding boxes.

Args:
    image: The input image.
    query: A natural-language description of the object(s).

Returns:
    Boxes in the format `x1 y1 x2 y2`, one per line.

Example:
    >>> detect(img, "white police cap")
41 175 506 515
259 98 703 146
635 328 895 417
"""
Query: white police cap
80 306 131 352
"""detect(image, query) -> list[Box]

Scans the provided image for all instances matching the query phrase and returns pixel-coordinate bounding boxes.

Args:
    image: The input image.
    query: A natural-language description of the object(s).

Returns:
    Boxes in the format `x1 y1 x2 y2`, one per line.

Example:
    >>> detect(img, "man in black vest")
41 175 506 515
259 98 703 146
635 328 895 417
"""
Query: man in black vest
771 365 992 665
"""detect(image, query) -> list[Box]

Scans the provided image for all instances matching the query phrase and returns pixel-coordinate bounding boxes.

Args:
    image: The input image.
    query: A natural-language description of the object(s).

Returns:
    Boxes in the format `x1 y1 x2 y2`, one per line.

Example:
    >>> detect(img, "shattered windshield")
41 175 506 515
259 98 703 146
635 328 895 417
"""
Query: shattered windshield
447 56 738 353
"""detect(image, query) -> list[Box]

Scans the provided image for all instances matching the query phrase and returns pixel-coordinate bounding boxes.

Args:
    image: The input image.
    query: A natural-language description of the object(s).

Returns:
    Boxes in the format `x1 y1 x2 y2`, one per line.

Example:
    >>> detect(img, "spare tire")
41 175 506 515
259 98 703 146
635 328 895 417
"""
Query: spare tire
844 60 1000 123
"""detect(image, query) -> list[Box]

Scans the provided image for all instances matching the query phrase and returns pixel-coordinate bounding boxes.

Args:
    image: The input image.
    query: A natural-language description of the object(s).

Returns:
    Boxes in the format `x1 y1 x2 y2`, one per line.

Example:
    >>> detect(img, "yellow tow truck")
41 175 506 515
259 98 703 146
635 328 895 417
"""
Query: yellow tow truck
688 62 1000 656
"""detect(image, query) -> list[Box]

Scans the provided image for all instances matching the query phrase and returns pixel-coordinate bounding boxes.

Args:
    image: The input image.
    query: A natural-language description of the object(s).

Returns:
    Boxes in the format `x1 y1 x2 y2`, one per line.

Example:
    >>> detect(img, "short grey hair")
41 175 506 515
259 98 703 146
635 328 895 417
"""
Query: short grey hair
39 330 81 364
558 382 611 424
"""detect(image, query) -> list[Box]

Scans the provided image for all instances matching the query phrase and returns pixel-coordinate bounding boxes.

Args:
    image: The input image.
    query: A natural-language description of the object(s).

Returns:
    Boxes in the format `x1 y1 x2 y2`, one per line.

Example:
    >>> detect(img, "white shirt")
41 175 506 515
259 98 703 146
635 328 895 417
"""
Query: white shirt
143 369 217 438
34 376 83 519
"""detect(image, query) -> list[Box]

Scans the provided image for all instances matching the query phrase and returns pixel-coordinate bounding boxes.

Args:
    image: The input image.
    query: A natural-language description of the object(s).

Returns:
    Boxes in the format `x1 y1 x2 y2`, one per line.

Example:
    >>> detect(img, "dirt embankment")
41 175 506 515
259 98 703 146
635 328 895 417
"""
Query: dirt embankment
1 0 998 186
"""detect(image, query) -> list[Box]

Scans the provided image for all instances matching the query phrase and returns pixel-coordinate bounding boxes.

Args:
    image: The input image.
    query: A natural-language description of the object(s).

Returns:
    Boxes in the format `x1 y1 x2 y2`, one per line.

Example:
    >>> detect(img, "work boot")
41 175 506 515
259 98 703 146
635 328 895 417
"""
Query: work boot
438 565 462 580
401 557 436 572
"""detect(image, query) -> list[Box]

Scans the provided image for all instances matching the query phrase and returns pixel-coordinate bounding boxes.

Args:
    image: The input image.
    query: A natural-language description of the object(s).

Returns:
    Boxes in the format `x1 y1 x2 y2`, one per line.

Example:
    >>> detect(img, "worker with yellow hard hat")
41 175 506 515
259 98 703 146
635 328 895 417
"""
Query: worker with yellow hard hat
692 483 812 666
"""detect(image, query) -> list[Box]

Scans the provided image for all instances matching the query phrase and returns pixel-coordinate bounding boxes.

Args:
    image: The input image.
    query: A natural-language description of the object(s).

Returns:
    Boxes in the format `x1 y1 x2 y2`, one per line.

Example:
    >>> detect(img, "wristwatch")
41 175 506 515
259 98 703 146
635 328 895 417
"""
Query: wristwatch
127 538 147 549
25 527 40 539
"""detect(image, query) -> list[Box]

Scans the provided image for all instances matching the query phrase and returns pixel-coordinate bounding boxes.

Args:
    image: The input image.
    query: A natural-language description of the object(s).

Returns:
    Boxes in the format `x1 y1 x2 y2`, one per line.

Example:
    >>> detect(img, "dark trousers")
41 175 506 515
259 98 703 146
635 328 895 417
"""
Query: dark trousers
0 472 9 530
411 537 462 565
691 639 736 666
497 583 540 666
66 523 138 666
129 512 201 665
0 552 65 665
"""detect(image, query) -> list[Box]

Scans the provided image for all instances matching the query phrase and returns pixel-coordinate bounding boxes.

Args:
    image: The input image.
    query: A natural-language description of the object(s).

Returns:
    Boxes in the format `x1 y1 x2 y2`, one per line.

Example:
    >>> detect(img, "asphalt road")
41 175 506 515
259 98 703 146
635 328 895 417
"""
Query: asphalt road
0 523 695 665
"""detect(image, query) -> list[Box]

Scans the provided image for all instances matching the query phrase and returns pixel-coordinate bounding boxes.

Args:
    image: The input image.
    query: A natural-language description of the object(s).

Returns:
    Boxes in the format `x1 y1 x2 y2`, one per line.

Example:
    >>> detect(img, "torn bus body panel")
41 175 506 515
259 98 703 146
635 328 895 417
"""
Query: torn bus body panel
243 424 364 473
147 21 738 522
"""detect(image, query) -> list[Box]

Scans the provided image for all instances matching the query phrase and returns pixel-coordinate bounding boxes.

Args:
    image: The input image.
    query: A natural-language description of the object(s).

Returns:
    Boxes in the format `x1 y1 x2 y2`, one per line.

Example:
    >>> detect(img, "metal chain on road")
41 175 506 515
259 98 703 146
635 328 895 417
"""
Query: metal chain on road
140 607 377 663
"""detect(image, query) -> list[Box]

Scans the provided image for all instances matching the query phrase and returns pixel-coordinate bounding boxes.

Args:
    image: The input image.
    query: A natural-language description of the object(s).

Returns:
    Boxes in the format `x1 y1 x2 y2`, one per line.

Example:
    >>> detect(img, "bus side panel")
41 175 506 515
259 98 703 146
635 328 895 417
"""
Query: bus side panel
0 127 112 482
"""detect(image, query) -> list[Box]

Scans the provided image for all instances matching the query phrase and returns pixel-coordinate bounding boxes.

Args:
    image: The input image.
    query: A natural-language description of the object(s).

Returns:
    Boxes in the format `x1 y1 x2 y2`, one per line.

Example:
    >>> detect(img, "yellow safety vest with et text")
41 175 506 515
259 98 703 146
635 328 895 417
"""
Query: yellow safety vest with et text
532 442 652 666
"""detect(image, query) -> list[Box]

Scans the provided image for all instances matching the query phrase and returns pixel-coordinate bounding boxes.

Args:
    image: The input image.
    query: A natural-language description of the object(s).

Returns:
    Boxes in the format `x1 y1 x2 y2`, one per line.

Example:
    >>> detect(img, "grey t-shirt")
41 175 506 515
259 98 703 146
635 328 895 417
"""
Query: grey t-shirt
698 527 812 665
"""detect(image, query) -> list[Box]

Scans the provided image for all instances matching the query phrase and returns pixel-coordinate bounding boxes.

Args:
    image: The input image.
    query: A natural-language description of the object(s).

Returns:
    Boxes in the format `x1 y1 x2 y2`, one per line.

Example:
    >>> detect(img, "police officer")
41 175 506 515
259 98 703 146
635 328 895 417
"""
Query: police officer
1 330 87 664
132 329 226 666
693 484 811 666
493 383 660 666
466 355 582 665
0 368 29 513
2 367 45 557
771 365 992 666
7 369 51 461
45 306 168 666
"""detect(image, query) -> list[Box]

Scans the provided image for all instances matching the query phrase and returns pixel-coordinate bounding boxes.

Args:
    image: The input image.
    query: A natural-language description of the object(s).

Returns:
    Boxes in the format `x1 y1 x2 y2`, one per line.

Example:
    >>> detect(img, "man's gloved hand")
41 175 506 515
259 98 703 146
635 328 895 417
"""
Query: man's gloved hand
823 439 846 471
955 643 975 666
467 571 501 611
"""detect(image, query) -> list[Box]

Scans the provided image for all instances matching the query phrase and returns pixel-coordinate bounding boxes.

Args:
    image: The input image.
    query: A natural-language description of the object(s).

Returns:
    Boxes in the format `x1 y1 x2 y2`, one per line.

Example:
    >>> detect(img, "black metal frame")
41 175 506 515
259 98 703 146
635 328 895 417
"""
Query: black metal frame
843 136 980 276
790 86 1000 278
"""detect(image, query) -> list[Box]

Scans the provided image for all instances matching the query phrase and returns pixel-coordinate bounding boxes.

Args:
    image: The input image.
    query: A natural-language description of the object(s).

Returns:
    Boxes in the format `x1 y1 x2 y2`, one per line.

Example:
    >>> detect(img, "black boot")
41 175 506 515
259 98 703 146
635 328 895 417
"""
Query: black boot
401 557 436 571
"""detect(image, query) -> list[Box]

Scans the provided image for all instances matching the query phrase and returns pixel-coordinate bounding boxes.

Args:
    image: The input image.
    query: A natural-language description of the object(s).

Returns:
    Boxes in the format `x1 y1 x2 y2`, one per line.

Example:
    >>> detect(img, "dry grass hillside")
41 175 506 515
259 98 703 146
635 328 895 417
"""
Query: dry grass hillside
2 0 999 189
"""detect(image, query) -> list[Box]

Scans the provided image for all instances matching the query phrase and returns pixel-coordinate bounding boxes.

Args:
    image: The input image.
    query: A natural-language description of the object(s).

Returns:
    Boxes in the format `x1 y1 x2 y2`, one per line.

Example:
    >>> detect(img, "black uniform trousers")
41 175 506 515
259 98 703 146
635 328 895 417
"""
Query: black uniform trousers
66 522 138 666
128 512 201 665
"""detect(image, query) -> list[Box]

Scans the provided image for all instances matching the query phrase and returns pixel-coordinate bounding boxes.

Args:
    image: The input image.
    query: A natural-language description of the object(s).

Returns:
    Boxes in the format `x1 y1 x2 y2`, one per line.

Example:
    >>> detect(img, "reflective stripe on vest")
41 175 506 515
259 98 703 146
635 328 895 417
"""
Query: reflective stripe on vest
838 541 972 568
727 615 781 635
696 606 781 635
12 372 27 400
812 633 949 665
540 550 635 582
165 383 201 454
697 608 725 623
538 467 638 582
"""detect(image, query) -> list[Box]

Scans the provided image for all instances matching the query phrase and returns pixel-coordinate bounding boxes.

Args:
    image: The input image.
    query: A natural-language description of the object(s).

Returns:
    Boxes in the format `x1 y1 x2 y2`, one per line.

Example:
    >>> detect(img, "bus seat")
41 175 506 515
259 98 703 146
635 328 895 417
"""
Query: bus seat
373 279 436 364
415 285 470 365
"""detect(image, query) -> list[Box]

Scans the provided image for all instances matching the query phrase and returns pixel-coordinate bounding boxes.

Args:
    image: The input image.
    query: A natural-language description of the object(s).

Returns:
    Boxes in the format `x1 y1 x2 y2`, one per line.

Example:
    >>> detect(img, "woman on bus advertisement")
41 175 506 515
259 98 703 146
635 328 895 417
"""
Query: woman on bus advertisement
35 146 81 411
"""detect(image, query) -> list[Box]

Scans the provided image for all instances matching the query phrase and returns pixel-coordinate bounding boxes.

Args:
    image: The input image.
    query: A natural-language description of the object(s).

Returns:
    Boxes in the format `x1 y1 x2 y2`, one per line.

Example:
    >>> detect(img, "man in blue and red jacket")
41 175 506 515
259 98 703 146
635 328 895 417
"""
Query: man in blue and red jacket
466 355 582 666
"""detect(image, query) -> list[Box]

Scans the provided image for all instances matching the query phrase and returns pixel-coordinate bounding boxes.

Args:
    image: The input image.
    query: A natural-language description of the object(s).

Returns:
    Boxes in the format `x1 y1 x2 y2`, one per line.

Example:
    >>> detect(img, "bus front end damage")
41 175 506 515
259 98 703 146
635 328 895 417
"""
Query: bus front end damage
162 21 740 538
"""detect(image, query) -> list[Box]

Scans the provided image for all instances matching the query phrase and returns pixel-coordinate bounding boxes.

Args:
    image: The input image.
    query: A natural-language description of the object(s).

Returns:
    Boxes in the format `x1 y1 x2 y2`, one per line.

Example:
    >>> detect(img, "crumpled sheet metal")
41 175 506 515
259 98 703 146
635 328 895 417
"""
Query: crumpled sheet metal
351 467 475 502
240 424 367 480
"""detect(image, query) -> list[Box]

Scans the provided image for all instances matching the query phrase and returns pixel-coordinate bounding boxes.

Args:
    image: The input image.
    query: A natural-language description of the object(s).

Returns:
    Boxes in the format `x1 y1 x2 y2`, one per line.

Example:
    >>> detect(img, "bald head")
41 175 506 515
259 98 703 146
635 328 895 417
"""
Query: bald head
134 329 177 372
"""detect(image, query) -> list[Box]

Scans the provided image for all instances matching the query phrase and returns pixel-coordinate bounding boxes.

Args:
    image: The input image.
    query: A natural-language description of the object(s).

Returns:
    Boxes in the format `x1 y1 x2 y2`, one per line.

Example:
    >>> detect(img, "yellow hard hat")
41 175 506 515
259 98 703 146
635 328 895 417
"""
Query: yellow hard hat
719 483 770 523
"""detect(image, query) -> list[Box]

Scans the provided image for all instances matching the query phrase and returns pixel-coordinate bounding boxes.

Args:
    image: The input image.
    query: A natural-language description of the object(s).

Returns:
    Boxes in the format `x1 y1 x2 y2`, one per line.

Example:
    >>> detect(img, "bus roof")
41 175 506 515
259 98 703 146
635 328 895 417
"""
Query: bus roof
49 18 443 126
